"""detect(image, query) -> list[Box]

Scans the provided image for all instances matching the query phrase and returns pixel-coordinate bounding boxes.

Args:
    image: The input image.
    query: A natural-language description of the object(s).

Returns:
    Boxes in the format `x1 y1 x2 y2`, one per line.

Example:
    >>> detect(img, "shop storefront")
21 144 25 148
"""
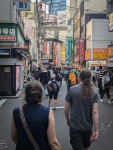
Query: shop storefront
85 48 107 69
0 23 27 96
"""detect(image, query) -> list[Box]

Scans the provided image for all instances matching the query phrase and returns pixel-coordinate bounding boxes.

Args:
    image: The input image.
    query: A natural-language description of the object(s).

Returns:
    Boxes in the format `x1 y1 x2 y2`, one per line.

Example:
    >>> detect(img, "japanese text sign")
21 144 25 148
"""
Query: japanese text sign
108 46 113 57
85 49 90 60
93 49 108 60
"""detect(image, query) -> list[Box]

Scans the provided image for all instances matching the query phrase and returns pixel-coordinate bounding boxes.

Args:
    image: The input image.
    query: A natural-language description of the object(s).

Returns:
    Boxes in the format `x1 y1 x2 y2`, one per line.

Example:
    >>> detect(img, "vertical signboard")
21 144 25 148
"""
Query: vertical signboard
79 40 84 62
16 0 31 11
68 39 72 56
66 38 69 63
16 66 19 91
61 44 66 63
44 41 47 54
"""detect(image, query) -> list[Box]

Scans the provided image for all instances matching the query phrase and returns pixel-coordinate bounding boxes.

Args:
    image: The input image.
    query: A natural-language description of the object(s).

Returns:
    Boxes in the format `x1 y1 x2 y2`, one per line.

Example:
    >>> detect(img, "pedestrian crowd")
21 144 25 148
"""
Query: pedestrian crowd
11 65 113 150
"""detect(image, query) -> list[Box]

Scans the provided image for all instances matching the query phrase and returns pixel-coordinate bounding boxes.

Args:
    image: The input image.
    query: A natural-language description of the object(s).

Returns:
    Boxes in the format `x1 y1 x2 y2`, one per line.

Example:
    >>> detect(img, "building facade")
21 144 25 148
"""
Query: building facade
86 19 113 69
0 0 31 96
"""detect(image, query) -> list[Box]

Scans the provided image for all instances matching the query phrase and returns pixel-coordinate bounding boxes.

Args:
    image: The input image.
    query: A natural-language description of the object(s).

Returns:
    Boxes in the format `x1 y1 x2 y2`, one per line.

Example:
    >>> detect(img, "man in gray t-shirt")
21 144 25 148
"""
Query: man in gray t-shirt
65 83 99 150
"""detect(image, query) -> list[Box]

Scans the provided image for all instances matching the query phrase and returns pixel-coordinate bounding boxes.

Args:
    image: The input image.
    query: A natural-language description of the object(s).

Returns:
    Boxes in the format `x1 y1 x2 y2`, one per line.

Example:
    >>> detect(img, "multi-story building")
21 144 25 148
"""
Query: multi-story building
0 0 31 96
46 0 66 15
73 0 107 68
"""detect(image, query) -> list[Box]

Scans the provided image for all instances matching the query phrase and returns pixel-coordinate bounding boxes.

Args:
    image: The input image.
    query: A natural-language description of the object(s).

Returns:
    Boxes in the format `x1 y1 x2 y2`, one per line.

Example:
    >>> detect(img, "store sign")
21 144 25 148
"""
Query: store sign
85 49 90 60
16 0 31 11
68 39 73 56
0 24 16 42
93 49 107 60
109 13 113 31
79 40 84 62
61 44 66 63
108 46 113 57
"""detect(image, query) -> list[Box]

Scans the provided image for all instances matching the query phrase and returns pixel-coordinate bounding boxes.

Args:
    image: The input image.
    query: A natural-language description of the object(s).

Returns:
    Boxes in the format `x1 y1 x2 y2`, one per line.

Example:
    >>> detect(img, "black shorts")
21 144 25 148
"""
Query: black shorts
49 92 58 99
70 127 92 150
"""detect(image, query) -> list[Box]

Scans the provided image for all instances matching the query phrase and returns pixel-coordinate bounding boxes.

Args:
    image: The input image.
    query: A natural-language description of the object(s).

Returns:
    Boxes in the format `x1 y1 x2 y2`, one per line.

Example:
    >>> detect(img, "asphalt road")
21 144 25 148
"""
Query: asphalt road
0 81 113 150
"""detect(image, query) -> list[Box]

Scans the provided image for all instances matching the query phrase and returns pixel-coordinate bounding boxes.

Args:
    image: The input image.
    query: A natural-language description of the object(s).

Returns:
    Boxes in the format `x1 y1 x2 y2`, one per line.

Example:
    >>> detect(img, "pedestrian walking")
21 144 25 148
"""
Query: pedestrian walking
91 67 97 85
96 66 104 95
48 74 59 110
65 69 99 150
109 69 113 103
100 70 111 103
40 66 48 98
35 67 41 81
11 81 61 150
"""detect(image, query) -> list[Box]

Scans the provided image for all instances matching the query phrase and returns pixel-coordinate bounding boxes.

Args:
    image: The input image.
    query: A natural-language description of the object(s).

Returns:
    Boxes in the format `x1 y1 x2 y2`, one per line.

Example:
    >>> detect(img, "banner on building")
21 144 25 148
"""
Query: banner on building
79 40 84 62
61 44 66 63
85 49 90 60
109 13 113 32
108 46 113 57
68 39 73 56
57 11 66 26
93 48 108 60
16 0 31 11
44 41 47 54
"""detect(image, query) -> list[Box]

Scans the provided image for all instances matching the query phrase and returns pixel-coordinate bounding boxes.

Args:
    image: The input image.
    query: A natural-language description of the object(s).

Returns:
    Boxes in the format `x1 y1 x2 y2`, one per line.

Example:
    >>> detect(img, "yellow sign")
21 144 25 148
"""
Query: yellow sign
109 13 113 24
93 49 107 60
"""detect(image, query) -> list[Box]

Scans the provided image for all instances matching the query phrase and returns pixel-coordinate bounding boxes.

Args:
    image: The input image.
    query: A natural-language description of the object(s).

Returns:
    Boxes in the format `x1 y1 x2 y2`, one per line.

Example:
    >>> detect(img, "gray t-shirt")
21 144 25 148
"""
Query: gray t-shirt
65 84 99 130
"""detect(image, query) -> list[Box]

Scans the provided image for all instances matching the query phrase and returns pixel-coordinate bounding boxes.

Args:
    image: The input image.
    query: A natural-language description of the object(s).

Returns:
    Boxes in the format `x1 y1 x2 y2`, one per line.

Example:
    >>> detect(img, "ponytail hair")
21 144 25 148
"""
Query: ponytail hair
79 69 93 99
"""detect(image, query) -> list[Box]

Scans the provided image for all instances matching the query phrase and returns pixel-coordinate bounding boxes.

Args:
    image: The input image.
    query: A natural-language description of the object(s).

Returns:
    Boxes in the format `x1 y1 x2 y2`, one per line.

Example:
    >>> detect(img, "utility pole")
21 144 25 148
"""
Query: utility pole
35 0 38 66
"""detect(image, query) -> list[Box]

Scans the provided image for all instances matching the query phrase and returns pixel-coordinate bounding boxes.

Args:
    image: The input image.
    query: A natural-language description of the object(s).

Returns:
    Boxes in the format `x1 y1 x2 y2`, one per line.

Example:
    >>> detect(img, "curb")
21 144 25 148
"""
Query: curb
0 88 25 99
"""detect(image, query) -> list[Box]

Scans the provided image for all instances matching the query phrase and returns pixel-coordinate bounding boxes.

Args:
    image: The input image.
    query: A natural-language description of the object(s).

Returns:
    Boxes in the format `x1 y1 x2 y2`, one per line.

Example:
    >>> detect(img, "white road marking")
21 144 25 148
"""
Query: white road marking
50 106 64 109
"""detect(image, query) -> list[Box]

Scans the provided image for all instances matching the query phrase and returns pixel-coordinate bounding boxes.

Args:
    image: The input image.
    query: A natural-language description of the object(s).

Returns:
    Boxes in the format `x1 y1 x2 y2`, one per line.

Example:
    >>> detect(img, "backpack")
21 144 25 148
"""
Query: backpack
55 73 61 82
69 72 77 85
51 81 59 93
35 71 40 80
110 74 113 86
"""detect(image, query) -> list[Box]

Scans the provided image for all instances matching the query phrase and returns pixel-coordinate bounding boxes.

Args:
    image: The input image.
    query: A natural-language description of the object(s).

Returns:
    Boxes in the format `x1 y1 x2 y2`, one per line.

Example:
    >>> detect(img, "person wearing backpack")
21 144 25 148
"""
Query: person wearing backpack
48 74 59 110
65 68 78 90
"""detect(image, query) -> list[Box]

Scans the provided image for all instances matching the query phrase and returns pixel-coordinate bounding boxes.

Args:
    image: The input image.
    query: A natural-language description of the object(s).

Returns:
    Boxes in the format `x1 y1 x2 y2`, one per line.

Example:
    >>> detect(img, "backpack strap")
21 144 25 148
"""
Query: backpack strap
19 107 40 150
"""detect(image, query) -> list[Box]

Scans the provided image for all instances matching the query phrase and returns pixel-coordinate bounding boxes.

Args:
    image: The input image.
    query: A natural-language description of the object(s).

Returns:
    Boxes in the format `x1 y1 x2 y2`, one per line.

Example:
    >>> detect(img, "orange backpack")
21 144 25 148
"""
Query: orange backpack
69 72 76 85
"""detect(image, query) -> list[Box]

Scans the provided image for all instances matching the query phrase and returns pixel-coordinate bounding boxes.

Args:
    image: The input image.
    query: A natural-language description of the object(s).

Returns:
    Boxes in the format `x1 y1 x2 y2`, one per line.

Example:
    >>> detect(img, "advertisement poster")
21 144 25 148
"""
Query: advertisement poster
57 11 66 26
16 66 19 91
93 49 108 60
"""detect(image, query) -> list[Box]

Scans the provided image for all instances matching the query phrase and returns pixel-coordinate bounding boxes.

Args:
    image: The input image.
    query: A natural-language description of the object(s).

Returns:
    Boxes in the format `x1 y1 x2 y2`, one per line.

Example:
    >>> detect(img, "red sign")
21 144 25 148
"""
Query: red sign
108 46 113 57
44 41 47 54
79 40 84 62
0 35 16 41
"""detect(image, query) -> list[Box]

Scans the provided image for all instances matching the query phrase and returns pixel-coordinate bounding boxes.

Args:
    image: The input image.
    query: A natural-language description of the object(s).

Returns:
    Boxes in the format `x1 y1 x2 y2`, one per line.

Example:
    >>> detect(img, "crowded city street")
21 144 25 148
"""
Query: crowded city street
1 0 113 150
0 80 113 150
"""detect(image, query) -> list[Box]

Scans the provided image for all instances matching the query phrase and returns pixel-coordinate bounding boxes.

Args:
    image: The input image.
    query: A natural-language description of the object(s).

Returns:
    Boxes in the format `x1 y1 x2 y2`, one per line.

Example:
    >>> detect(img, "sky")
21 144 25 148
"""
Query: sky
31 0 70 5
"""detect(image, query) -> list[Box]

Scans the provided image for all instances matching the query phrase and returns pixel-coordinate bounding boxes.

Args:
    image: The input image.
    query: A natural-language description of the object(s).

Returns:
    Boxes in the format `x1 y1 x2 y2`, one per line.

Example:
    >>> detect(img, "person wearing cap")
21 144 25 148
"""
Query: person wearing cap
48 74 59 110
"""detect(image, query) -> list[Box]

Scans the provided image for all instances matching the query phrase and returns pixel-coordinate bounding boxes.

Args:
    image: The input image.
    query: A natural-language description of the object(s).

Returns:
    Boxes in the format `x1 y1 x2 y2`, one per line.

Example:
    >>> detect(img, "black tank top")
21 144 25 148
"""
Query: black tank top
13 104 51 150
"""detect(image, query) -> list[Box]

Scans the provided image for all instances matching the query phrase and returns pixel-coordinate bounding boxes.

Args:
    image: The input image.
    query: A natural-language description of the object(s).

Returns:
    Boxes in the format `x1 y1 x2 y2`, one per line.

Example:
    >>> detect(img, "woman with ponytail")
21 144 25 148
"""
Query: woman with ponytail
65 69 99 150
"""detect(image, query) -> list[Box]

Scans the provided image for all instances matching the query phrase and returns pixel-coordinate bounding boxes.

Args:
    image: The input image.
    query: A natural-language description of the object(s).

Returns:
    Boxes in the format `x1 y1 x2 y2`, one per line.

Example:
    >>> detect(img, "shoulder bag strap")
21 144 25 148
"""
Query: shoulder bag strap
19 107 40 150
